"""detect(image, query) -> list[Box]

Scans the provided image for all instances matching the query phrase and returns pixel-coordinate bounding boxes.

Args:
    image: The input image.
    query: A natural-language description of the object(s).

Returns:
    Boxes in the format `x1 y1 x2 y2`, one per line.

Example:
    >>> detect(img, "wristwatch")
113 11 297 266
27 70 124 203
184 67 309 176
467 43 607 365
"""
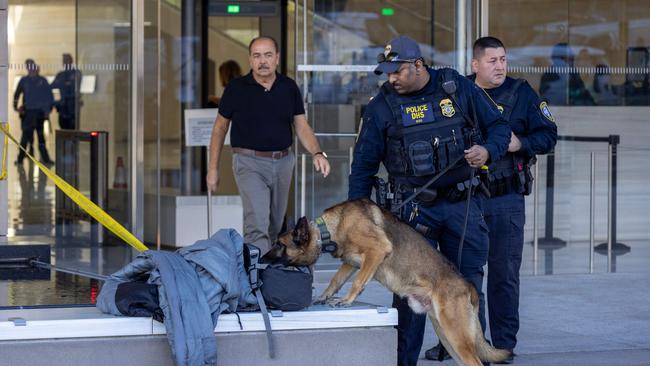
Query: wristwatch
314 151 328 158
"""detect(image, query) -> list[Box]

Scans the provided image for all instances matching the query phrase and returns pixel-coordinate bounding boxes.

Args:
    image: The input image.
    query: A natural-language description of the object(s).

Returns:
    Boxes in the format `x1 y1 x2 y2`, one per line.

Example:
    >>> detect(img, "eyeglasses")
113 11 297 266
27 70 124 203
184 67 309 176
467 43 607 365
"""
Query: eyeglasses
376 52 418 64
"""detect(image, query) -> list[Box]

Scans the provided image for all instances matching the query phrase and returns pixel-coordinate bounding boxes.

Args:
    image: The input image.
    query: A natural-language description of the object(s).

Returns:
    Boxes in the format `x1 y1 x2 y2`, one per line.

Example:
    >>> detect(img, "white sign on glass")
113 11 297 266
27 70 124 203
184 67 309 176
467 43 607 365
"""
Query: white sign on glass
184 108 229 147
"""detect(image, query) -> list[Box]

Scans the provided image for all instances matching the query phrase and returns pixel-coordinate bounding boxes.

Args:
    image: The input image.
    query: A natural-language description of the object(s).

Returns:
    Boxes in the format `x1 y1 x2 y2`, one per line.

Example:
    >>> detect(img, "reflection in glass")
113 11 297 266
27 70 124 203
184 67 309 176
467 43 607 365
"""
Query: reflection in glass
491 0 650 106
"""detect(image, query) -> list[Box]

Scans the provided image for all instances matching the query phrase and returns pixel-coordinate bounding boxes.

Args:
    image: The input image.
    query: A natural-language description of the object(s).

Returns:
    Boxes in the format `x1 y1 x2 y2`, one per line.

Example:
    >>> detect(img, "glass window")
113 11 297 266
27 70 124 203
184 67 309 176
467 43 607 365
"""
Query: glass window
490 0 650 106
489 0 650 274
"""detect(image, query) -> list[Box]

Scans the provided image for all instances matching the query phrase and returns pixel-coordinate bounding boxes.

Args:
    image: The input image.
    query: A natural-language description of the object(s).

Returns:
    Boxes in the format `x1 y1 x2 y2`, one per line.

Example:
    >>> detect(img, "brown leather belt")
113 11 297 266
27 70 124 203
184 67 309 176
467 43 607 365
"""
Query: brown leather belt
233 147 290 159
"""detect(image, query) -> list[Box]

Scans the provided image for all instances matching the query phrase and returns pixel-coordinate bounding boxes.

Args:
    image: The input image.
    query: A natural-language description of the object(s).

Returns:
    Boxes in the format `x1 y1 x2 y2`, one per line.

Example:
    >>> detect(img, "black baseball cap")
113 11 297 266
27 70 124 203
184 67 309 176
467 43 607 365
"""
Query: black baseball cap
374 35 422 75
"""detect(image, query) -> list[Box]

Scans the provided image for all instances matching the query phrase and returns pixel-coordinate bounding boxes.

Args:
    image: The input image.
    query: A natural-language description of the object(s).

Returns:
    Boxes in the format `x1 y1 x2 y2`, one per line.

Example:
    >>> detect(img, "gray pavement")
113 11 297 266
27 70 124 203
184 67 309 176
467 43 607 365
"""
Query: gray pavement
314 271 650 365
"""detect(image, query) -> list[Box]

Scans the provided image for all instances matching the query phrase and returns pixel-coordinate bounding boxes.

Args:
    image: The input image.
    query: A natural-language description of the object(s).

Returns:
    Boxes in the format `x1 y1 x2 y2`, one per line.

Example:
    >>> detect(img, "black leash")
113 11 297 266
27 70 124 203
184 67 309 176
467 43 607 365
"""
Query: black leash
456 169 475 269
442 74 482 271
392 155 465 212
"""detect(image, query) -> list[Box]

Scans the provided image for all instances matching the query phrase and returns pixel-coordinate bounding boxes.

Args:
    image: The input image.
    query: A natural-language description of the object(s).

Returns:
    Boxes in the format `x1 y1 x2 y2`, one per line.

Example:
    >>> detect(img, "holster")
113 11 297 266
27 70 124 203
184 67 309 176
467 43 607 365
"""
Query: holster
514 155 536 196
374 177 388 209
392 183 437 208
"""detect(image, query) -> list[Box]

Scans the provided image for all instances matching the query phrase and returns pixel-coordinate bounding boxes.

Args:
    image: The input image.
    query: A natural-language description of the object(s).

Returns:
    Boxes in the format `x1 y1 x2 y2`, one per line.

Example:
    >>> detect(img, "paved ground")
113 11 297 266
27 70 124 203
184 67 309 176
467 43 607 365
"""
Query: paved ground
314 271 650 365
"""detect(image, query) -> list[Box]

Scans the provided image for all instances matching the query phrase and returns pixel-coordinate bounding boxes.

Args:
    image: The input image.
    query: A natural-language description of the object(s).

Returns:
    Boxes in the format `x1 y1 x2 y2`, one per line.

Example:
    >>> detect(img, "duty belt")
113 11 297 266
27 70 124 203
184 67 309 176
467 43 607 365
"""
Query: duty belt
487 155 535 197
392 176 483 208
233 147 290 159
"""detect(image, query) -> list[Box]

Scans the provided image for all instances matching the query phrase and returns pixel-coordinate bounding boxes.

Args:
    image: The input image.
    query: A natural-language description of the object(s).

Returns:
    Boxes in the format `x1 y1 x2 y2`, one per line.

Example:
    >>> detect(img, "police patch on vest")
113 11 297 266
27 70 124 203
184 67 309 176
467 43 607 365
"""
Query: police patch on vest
540 101 555 122
439 99 455 117
497 105 504 114
401 102 435 126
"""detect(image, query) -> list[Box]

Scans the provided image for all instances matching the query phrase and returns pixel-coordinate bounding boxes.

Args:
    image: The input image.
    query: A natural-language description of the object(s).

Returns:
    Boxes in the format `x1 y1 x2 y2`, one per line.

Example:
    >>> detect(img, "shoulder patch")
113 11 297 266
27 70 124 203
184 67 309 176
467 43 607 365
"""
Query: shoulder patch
540 101 555 123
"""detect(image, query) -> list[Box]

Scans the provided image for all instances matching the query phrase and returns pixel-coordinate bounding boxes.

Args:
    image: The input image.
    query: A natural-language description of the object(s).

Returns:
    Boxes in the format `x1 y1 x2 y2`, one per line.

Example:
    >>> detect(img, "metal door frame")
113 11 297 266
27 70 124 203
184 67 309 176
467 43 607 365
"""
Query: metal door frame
1 0 8 240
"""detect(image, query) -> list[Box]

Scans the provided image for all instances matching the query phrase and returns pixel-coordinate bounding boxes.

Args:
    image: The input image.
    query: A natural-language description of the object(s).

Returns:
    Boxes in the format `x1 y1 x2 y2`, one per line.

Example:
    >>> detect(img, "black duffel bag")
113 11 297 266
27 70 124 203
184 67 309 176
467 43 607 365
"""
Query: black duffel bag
244 243 313 311
259 261 313 311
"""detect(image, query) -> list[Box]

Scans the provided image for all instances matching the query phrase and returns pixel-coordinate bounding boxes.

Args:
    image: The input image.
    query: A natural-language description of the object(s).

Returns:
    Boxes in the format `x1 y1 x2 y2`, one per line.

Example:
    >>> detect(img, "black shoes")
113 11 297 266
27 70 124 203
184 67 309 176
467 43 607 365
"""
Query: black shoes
424 342 451 361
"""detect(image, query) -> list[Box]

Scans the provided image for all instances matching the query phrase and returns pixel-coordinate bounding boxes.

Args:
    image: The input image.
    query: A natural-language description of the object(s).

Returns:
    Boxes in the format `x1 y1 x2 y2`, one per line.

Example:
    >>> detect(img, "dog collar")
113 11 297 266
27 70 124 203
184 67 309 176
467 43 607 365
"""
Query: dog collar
315 216 338 254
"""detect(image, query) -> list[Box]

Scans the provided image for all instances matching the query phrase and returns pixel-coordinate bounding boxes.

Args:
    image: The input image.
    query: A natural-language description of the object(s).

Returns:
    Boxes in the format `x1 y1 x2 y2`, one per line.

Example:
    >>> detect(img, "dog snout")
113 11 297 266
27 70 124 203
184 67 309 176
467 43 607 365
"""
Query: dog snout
264 241 286 260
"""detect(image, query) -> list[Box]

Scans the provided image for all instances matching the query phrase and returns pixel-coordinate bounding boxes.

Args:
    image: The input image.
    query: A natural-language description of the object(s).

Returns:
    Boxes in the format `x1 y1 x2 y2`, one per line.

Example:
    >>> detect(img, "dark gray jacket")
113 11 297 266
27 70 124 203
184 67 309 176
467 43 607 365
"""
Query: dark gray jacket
97 229 256 366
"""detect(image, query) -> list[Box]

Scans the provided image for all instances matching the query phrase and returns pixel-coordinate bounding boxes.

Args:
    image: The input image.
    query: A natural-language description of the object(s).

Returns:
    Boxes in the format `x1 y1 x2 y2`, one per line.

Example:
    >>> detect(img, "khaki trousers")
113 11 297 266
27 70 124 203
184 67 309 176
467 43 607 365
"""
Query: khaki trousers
232 152 295 254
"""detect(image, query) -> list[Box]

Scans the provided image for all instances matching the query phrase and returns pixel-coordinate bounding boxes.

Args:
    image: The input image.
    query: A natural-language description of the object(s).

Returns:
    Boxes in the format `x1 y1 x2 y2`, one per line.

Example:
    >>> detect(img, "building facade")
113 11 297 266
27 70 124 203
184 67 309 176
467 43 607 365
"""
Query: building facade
1 0 649 280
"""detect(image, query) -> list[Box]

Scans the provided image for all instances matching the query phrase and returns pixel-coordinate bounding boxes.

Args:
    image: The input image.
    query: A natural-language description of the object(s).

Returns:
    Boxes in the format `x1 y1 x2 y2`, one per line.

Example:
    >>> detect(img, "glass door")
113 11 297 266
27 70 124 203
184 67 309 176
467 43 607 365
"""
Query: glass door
5 0 134 284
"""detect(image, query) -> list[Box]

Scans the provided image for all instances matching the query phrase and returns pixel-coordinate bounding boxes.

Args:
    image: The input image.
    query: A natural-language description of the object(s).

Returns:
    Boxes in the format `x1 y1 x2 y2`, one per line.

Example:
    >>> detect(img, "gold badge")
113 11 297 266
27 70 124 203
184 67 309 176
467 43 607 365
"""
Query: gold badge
497 105 504 114
440 98 455 118
384 44 392 57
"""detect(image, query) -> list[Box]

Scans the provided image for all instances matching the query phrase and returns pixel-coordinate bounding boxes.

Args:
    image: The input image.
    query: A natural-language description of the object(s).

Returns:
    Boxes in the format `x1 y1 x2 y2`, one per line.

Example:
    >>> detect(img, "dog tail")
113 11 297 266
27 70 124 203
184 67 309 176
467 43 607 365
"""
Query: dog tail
475 331 512 363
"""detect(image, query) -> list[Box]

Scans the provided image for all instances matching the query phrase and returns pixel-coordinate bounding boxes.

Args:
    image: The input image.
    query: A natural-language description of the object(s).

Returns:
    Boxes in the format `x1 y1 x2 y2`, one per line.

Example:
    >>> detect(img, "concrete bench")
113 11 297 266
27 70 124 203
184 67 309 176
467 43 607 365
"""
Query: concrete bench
0 304 397 366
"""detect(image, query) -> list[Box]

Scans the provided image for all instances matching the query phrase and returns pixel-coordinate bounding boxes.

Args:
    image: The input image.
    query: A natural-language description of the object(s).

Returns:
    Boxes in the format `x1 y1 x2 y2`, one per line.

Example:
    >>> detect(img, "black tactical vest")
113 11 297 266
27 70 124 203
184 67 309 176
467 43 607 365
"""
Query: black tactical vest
381 68 473 188
485 79 534 196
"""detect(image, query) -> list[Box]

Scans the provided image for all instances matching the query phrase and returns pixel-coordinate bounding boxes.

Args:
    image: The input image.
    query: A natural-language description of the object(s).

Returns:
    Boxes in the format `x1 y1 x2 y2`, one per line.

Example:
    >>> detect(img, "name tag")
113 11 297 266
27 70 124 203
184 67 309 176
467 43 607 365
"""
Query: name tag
401 102 435 126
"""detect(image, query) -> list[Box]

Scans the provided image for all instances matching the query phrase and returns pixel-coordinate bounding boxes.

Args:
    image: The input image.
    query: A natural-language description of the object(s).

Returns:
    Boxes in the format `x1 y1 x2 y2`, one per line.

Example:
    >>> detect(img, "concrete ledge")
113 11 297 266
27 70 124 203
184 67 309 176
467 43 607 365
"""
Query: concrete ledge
0 305 397 366
1 327 396 366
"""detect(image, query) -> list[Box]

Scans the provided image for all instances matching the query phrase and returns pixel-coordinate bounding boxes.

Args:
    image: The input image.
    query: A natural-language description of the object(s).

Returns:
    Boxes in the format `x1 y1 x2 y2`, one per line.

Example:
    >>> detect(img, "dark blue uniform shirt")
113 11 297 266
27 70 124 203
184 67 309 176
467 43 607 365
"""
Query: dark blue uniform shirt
476 76 558 157
51 69 82 99
13 75 54 114
349 67 511 199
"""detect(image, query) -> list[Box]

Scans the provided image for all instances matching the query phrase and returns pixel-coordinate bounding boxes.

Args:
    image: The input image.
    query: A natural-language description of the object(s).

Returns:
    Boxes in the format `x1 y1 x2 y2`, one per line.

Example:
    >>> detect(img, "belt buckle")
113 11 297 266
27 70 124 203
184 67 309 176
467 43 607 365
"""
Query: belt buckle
271 151 283 159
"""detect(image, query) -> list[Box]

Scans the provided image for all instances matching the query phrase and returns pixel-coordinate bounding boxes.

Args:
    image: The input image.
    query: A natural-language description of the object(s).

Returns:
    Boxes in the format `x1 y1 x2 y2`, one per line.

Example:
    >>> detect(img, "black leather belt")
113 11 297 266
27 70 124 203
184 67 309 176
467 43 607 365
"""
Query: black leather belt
233 147 290 159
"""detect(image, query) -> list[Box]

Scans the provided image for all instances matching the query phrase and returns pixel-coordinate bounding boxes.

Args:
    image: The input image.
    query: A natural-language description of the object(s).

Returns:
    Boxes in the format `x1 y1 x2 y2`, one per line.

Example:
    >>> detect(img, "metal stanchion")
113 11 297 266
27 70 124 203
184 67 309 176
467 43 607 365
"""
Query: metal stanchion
534 151 566 275
589 152 595 273
301 153 306 218
607 144 612 271
595 135 629 272
533 163 539 276
539 151 566 247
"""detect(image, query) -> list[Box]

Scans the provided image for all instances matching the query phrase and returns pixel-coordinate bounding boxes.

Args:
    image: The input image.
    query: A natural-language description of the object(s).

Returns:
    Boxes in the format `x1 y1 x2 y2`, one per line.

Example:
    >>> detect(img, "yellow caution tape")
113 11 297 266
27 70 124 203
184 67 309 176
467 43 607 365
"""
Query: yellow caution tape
0 123 149 252
0 125 7 181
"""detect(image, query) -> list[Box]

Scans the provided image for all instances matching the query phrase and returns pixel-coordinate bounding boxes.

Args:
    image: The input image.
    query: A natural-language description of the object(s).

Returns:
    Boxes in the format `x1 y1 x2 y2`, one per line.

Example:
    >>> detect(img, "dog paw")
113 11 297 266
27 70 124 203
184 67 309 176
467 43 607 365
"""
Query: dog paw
314 294 331 305
327 297 353 308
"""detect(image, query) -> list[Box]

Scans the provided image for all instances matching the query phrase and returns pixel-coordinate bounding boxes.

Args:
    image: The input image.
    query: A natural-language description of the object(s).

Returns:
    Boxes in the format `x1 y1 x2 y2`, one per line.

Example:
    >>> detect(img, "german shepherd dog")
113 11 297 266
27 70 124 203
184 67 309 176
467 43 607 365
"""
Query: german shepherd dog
267 199 511 366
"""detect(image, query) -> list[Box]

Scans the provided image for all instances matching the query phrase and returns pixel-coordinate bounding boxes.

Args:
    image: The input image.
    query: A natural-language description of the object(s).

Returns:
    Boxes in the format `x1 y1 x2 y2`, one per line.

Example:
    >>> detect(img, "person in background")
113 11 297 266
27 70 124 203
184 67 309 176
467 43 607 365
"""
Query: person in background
592 64 619 105
539 43 595 106
207 60 242 107
51 53 82 130
13 59 54 165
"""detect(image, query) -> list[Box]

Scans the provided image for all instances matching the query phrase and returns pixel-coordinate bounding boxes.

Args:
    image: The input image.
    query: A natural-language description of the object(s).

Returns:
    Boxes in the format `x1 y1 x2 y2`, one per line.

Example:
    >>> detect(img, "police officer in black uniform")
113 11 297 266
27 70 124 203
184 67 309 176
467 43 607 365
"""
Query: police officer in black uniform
433 36 559 364
348 35 511 366
474 36 557 363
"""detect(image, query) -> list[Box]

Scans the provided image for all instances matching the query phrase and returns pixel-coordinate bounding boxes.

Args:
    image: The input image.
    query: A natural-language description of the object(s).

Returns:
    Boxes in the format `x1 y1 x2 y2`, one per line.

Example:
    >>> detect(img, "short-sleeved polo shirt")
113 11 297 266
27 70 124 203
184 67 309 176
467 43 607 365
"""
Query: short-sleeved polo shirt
219 71 305 151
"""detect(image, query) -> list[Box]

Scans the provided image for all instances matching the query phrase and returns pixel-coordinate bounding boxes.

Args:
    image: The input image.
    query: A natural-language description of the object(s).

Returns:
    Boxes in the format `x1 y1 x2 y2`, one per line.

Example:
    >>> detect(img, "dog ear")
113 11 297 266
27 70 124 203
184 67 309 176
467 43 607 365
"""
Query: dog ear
292 216 310 246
